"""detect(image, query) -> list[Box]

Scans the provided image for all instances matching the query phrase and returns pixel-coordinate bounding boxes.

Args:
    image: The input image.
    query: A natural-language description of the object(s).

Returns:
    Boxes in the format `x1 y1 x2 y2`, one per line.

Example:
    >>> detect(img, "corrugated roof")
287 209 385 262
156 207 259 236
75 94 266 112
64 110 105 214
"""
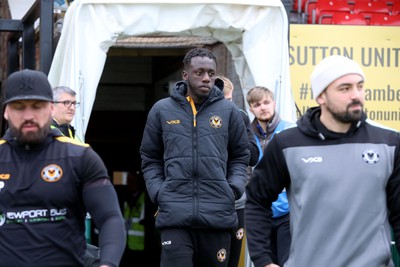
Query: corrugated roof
113 35 219 48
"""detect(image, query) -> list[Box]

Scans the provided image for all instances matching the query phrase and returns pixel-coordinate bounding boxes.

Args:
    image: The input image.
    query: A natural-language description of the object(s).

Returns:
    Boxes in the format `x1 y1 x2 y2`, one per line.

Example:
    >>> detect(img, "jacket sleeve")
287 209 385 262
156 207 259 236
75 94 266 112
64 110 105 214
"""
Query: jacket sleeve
227 109 250 199
83 182 126 267
386 131 400 254
80 149 126 267
240 110 260 167
140 106 165 205
245 136 289 267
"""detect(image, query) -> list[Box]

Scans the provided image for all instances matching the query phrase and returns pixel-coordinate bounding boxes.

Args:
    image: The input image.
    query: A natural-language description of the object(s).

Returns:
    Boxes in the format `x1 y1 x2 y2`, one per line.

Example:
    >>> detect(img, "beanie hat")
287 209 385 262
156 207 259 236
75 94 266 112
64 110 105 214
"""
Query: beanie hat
2 69 53 105
311 55 365 99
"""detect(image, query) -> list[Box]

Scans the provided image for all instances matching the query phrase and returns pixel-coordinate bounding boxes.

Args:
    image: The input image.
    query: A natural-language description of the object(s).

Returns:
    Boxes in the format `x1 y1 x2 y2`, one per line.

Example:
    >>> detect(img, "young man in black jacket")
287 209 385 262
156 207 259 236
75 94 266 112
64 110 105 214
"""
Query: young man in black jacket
140 48 250 267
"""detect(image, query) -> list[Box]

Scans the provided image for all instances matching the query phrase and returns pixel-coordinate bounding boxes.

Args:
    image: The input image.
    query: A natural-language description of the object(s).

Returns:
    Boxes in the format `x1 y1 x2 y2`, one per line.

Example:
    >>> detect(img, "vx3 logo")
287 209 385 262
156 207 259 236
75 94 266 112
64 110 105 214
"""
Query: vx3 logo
166 120 180 125
301 156 323 163
161 240 172 246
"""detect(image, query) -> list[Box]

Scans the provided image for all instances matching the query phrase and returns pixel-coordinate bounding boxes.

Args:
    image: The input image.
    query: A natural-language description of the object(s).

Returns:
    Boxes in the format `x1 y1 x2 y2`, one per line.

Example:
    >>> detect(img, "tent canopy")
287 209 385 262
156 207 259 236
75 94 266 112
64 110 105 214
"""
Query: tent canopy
48 0 296 140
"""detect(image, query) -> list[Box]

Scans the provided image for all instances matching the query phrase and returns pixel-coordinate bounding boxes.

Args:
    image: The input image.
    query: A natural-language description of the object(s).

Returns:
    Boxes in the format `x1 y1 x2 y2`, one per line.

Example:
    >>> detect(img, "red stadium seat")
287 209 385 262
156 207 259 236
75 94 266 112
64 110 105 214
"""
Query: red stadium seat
369 13 400 26
392 2 400 15
348 0 372 2
317 0 354 13
316 0 354 23
319 12 369 25
293 0 306 13
353 1 391 16
304 0 318 23
307 0 354 24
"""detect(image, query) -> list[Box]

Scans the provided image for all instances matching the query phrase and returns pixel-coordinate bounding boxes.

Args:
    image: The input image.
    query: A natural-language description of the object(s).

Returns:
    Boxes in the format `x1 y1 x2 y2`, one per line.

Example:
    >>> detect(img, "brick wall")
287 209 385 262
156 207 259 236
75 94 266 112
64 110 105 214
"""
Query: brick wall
0 0 11 82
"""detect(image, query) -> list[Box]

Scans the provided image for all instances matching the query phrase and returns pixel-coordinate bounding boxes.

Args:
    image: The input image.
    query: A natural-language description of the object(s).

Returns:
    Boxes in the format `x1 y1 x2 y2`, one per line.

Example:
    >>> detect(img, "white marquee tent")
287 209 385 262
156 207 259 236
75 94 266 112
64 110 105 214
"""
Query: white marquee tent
48 0 296 141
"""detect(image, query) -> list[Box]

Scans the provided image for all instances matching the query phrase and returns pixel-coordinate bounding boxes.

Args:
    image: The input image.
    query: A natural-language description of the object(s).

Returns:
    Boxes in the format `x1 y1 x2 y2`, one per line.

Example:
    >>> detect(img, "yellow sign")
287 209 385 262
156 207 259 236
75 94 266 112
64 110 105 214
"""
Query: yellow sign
290 24 400 130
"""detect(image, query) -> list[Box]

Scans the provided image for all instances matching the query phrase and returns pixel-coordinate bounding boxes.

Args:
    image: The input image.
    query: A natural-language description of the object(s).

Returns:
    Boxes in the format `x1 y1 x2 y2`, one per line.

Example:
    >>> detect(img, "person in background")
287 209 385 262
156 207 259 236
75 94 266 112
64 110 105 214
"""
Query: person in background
245 55 400 267
120 171 146 266
140 48 250 267
51 86 81 141
246 86 292 266
51 85 94 245
0 69 126 267
219 76 259 267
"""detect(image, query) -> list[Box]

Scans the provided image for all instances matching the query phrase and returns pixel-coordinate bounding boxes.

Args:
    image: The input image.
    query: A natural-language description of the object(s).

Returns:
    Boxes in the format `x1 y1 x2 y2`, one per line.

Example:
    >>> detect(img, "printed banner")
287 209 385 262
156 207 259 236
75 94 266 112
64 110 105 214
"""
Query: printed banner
290 24 400 130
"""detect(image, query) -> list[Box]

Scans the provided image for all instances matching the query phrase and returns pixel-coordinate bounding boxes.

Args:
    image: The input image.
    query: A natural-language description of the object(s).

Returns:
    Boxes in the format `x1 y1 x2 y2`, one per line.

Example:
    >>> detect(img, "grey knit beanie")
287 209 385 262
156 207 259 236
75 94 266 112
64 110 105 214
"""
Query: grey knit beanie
311 55 365 100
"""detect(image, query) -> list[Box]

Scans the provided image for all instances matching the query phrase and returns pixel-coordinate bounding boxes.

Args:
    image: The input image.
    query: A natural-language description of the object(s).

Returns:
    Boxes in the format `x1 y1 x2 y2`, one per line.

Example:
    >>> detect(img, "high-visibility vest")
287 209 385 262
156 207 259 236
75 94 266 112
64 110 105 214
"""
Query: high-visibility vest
50 124 83 143
124 192 145 250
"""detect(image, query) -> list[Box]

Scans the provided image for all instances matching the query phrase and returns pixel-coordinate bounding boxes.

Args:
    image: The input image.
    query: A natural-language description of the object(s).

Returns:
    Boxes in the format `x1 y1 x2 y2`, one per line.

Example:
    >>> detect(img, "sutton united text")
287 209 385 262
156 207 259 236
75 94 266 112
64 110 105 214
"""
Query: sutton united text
290 46 400 67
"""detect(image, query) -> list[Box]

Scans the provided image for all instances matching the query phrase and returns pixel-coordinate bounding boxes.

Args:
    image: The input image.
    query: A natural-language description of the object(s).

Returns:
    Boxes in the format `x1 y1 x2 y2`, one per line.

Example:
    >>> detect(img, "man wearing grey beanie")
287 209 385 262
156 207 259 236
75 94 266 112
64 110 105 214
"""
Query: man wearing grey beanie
245 55 400 267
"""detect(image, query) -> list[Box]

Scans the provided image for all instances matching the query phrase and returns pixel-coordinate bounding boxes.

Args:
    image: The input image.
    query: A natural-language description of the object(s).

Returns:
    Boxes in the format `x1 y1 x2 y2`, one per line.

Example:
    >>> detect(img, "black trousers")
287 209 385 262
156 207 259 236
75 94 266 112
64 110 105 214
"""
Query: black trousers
270 213 291 266
228 208 244 267
160 228 231 267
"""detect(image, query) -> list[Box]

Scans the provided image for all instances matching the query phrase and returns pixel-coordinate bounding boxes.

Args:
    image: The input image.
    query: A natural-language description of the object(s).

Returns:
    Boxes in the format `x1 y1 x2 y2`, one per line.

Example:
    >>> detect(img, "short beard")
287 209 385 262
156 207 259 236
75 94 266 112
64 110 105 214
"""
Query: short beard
328 101 363 124
258 117 272 123
9 119 52 144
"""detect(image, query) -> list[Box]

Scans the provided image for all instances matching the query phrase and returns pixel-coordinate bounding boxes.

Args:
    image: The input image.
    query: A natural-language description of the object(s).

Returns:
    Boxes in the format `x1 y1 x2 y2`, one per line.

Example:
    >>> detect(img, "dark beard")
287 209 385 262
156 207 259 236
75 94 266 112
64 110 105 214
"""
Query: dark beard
329 101 363 124
9 119 52 144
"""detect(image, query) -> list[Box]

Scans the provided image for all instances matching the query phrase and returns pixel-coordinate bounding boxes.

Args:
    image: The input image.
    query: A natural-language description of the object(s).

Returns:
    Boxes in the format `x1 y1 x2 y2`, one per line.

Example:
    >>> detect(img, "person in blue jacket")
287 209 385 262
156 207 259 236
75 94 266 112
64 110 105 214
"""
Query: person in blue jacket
140 48 250 267
246 86 292 266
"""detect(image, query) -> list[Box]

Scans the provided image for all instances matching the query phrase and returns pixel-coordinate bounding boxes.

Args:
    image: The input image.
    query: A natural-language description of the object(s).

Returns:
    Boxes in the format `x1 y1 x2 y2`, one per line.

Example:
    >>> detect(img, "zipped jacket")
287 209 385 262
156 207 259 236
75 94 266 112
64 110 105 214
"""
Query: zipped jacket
250 112 282 151
246 107 400 267
251 113 292 218
0 129 125 267
140 80 249 229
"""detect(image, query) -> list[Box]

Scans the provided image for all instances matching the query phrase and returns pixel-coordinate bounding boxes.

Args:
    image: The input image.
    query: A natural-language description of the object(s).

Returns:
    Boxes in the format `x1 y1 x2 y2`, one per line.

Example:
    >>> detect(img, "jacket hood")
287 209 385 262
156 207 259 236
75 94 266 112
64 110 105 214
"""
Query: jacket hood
297 106 367 140
171 79 224 106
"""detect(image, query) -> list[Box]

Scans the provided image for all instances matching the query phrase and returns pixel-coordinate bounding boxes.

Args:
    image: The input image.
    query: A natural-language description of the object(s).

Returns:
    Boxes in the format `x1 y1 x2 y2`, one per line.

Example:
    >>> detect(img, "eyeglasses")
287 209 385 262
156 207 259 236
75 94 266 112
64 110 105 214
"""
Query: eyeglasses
54 100 80 108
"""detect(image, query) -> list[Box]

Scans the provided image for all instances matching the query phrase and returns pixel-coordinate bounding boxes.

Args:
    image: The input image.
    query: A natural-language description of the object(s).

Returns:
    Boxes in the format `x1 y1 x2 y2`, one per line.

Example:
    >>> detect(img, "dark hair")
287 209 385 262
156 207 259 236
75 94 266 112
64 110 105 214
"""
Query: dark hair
183 48 217 69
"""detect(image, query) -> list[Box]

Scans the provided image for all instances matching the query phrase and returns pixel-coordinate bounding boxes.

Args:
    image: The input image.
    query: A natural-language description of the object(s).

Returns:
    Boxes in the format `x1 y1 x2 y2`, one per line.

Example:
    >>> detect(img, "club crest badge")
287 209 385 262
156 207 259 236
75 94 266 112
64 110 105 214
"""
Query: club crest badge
217 248 227 262
236 227 244 240
41 164 63 182
209 115 222 128
362 149 379 165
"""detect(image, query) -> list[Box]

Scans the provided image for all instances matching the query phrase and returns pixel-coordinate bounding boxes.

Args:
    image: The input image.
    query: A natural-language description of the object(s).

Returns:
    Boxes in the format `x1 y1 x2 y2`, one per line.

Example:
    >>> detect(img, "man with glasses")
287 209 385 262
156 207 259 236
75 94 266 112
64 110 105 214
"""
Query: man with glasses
51 86 95 252
51 86 81 141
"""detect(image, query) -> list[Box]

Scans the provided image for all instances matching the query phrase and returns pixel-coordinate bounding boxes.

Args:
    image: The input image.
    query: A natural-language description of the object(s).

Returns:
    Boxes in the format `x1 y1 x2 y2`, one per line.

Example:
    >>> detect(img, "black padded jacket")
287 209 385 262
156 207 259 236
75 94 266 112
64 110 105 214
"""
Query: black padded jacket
140 80 250 229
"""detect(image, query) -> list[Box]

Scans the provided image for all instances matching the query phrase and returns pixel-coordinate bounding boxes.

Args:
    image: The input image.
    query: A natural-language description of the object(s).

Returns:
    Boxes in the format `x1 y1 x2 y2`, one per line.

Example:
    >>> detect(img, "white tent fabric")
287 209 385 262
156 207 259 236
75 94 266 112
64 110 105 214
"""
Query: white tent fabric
48 0 296 141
